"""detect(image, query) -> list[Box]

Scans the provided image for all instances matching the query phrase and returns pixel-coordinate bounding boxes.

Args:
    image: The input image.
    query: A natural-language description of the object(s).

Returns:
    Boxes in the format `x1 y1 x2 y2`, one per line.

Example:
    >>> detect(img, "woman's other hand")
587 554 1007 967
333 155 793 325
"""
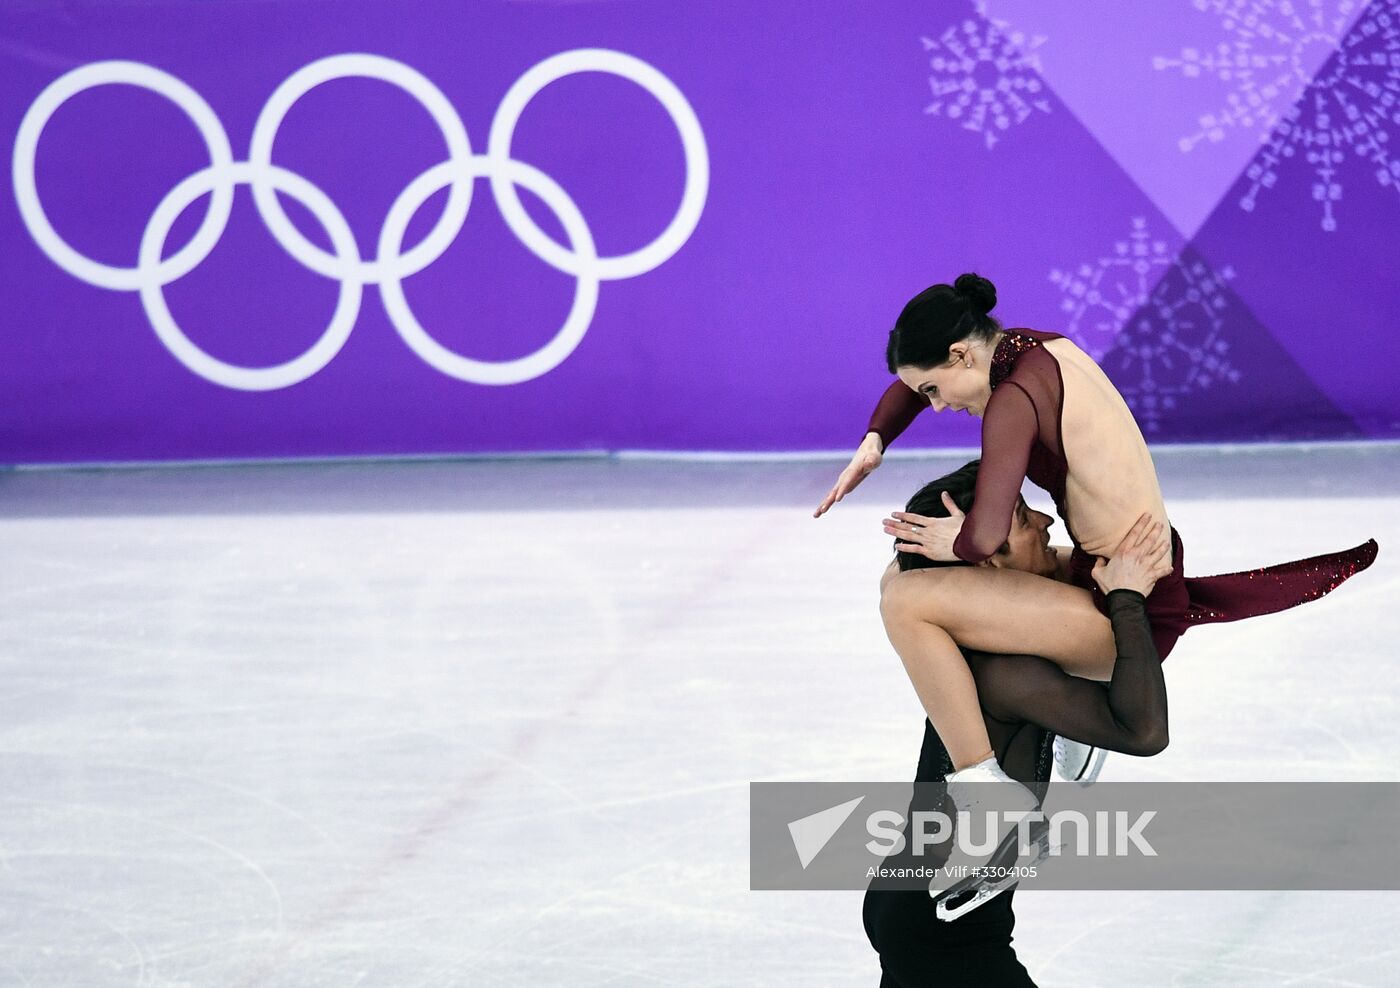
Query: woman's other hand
1092 513 1173 597
881 492 964 562
814 432 884 518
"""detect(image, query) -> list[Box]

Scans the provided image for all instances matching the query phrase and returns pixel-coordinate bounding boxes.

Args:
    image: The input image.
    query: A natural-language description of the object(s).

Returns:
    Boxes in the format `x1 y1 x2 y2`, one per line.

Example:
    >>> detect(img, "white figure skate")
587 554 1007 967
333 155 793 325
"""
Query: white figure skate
1054 736 1106 786
927 757 1040 914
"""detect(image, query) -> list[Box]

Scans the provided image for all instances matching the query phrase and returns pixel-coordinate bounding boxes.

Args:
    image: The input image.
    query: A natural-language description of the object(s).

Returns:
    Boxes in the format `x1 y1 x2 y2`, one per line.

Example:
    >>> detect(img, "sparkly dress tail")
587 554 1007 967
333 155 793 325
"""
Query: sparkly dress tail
1184 539 1379 626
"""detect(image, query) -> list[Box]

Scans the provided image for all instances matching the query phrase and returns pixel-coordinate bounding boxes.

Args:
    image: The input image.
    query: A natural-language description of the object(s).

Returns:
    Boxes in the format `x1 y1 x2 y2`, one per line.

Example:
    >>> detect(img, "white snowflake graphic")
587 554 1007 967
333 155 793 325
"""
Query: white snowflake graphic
1049 218 1175 361
1101 256 1243 433
1156 0 1400 230
922 7 1052 149
1244 1 1400 229
1154 0 1359 151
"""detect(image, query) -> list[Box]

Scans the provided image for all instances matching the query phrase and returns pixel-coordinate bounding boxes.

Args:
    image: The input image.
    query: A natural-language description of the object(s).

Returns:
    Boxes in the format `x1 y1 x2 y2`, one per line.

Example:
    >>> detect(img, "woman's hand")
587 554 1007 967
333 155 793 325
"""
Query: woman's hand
881 492 964 562
813 432 884 518
1092 514 1173 597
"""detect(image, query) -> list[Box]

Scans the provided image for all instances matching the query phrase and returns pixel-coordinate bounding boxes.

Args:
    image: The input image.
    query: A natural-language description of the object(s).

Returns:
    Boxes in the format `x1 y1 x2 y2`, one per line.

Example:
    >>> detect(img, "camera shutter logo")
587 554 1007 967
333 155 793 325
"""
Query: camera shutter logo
788 796 865 869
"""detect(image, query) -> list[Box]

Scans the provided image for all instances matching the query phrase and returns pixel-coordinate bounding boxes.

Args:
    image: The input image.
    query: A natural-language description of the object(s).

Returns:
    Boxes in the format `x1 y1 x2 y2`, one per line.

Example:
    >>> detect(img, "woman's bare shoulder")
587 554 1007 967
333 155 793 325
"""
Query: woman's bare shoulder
1041 335 1089 361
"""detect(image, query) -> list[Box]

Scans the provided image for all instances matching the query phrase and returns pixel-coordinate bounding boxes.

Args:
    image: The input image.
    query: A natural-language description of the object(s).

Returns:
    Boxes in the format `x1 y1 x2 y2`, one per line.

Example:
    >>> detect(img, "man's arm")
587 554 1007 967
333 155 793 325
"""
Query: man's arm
968 515 1173 756
970 590 1167 756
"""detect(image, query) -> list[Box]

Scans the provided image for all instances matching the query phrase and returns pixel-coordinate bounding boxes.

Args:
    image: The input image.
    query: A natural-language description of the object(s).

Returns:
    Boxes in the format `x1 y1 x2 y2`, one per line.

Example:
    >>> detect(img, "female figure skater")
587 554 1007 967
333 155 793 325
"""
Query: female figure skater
815 273 1377 872
866 464 1174 987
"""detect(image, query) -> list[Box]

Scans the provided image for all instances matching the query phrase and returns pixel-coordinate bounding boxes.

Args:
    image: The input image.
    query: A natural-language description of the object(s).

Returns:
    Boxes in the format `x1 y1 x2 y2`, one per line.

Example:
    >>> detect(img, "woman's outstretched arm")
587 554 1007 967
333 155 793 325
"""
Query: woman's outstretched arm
814 381 926 518
866 378 927 450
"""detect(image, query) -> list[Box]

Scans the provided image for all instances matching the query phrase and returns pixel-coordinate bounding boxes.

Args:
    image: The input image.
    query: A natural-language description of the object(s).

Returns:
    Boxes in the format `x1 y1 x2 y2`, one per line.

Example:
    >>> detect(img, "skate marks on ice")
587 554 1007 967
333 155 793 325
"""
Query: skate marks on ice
0 450 1394 985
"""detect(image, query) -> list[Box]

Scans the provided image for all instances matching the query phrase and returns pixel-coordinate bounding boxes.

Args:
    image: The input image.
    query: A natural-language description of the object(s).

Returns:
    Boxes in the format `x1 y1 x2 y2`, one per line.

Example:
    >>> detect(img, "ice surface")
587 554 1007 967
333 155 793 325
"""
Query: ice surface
0 447 1395 986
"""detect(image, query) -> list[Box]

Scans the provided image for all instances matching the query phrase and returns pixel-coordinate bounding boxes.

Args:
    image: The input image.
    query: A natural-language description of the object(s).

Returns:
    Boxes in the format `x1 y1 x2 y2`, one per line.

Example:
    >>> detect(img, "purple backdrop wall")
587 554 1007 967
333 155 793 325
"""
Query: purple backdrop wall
4 0 1398 463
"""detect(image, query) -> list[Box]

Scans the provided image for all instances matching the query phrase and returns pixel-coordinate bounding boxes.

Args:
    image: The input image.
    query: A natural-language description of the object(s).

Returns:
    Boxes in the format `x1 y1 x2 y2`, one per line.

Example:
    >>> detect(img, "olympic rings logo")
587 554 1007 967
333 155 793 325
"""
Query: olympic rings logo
11 50 709 390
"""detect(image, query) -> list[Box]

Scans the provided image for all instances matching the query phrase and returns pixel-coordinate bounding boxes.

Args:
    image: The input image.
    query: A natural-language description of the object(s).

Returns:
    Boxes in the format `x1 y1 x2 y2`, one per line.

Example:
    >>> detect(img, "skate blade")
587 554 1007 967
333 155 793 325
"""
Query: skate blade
1075 746 1107 787
932 834 1059 923
935 882 1008 922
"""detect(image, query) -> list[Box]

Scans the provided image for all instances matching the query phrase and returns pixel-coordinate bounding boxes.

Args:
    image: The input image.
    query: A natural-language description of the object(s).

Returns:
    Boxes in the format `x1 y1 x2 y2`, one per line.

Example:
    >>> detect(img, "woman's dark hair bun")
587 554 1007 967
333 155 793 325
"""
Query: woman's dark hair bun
953 272 997 316
885 272 1003 373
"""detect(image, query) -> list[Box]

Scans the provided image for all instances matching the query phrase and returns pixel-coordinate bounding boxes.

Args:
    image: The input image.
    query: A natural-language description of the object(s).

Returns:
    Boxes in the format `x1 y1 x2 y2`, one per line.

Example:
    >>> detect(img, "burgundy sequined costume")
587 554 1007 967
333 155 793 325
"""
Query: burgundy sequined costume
867 328 1378 658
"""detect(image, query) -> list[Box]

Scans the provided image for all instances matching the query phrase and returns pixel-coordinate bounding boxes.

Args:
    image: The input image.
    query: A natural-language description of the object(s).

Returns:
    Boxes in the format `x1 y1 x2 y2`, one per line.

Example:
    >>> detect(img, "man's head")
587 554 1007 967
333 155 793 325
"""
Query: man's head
896 460 1058 578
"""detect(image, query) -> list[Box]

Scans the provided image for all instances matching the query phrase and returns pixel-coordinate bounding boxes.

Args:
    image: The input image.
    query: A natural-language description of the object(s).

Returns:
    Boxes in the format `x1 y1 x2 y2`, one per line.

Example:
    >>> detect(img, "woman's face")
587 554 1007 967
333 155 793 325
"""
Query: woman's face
896 343 992 417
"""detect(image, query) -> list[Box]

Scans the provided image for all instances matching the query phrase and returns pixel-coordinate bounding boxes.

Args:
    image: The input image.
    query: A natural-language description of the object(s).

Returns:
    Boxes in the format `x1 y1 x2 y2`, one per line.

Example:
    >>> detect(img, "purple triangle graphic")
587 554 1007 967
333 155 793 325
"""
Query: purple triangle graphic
1100 243 1363 442
978 0 1373 240
1185 1 1400 438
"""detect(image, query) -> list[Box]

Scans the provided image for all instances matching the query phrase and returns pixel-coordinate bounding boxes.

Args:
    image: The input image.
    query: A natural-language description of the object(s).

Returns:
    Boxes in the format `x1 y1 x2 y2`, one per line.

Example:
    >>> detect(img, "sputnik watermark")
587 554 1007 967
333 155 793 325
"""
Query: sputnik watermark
864 809 1157 860
751 782 1400 891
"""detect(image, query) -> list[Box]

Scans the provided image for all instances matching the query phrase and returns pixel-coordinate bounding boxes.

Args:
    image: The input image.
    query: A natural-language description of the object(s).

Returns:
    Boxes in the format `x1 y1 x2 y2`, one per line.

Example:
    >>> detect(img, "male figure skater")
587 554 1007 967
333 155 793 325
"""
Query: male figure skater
864 461 1171 986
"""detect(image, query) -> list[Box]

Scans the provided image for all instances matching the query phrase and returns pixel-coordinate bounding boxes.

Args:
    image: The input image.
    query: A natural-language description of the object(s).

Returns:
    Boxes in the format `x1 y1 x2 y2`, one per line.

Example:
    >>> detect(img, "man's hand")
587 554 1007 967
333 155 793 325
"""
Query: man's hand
1092 513 1173 597
814 432 884 518
880 492 964 562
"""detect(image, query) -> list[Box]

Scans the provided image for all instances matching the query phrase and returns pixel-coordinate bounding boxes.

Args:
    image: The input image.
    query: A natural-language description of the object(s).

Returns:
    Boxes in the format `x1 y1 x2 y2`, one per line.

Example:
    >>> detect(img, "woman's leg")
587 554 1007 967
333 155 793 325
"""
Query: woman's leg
879 567 1114 770
884 566 1115 678
879 597 996 769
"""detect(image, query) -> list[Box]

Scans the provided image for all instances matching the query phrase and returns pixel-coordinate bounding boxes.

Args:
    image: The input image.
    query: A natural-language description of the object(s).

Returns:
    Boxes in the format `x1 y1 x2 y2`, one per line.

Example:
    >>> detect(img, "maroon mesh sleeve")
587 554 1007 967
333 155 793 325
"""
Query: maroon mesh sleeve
864 379 926 449
951 381 1038 562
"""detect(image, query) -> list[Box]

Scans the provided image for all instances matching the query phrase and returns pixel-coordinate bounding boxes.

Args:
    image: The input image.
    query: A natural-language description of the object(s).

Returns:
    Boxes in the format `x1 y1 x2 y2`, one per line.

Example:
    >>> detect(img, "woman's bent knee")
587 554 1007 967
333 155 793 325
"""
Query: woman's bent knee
879 567 951 623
